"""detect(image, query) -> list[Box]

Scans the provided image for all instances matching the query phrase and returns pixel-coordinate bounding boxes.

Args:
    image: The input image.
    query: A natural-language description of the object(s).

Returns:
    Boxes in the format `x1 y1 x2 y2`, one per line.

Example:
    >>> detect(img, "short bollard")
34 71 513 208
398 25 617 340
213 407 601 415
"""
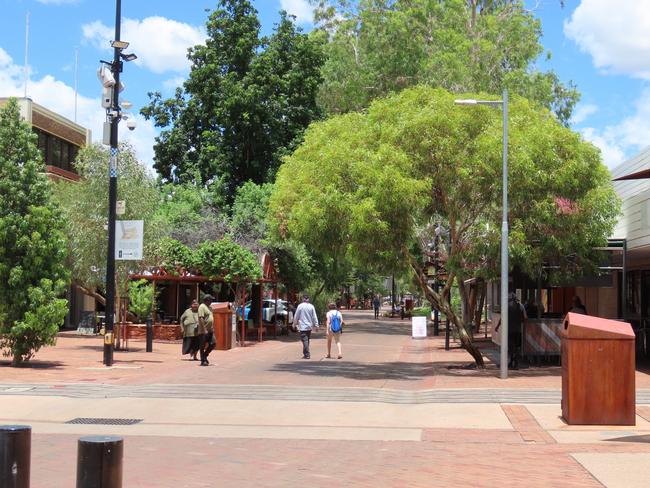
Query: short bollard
76 436 123 488
0 425 31 488
146 317 153 352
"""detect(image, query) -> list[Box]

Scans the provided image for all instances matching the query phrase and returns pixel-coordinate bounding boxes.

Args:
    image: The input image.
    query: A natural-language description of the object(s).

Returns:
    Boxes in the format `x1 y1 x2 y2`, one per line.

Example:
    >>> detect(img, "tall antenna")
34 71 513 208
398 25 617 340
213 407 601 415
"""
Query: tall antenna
23 11 30 98
74 47 79 122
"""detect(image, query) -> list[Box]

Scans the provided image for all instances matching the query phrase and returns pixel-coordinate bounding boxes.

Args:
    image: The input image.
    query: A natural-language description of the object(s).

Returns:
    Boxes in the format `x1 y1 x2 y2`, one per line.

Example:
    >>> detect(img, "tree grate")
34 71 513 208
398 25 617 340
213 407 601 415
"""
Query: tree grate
66 417 143 425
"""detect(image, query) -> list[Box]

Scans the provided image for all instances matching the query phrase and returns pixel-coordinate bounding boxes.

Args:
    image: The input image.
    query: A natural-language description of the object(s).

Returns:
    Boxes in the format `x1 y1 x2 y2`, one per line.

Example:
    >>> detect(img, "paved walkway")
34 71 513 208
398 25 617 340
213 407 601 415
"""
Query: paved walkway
2 310 650 487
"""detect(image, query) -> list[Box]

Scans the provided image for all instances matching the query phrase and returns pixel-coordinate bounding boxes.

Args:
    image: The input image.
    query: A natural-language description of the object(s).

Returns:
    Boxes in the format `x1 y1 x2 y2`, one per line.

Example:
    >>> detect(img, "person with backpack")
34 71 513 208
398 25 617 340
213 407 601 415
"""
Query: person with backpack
326 303 344 359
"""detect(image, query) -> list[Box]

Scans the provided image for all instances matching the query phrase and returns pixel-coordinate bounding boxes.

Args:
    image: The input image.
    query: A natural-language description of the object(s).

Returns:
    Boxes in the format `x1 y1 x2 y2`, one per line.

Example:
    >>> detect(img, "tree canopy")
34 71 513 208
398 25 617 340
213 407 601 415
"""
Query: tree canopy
313 0 579 124
142 0 325 201
0 99 69 365
270 86 619 365
53 142 162 302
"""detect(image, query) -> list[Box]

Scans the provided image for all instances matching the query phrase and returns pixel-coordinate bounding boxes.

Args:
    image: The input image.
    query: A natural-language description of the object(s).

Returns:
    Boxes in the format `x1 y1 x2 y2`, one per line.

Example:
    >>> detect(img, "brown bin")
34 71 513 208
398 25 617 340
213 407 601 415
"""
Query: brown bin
561 312 635 425
211 302 233 351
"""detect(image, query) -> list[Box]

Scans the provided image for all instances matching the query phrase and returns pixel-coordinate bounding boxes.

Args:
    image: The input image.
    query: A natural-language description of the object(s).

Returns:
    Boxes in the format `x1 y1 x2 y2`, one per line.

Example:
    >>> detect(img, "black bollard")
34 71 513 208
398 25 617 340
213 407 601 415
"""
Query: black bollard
76 436 123 488
146 317 153 353
0 425 31 488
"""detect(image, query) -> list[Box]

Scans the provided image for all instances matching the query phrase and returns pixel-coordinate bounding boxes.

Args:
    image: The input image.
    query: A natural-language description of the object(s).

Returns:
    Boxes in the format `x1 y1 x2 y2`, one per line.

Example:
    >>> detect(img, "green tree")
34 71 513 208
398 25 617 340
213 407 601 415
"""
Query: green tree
128 279 156 322
313 0 578 124
142 1 325 200
270 86 619 366
0 99 69 365
52 143 161 313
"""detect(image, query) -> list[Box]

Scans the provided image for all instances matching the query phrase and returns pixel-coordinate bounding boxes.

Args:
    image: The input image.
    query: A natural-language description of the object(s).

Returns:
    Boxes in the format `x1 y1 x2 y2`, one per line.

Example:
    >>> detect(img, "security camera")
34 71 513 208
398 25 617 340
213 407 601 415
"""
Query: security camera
126 118 137 131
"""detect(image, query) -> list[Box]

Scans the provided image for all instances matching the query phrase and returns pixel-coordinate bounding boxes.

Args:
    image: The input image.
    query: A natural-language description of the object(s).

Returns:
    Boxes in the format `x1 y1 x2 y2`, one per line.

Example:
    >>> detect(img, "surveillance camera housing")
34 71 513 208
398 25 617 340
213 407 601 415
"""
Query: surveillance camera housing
126 118 137 131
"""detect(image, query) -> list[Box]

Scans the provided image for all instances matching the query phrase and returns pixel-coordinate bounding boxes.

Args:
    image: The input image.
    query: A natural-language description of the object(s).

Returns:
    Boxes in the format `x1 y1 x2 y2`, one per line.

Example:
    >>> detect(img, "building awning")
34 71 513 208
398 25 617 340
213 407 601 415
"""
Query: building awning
613 167 650 181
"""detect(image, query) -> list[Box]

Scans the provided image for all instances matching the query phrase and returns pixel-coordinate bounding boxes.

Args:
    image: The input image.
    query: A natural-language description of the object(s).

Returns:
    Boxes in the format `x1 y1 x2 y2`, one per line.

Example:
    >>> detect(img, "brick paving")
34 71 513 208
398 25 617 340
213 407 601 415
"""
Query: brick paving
3 310 650 487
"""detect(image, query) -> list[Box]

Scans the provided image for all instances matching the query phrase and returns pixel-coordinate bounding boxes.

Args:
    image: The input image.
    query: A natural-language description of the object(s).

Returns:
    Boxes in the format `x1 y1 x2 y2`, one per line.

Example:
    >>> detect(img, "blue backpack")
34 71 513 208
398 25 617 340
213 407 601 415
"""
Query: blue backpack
330 311 342 333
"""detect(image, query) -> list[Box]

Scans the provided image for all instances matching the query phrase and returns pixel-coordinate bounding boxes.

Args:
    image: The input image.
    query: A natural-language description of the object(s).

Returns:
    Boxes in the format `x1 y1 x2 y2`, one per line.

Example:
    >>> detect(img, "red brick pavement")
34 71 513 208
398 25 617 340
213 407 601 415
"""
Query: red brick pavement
501 405 556 444
28 432 635 488
3 310 650 390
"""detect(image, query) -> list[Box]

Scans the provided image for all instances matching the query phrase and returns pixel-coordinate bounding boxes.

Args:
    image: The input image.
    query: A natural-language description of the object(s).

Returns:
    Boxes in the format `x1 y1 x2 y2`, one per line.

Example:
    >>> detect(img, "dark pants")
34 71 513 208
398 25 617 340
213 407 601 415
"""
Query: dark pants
300 330 312 358
200 331 215 363
374 307 379 319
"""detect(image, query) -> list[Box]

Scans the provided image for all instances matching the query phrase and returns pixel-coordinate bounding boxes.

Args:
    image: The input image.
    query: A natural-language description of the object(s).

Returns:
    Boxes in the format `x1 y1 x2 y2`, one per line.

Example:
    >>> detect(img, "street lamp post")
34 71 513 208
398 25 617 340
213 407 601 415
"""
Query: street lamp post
455 89 509 379
101 0 137 366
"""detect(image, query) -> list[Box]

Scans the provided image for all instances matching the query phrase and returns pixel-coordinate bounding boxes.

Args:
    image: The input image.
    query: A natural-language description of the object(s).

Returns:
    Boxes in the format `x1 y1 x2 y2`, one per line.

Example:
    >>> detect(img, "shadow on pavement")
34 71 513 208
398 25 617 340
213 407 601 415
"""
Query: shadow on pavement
0 360 64 369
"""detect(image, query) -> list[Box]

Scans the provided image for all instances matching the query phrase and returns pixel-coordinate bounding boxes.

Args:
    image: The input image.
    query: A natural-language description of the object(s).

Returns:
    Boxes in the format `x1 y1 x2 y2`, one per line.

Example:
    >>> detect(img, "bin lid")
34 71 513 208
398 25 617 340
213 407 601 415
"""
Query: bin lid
562 312 634 339
211 302 232 313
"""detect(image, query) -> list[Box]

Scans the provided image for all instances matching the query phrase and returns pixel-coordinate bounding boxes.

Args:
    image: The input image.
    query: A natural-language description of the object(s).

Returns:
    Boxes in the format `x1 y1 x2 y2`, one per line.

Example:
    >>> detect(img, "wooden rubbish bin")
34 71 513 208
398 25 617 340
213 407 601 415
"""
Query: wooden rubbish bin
211 302 233 351
561 312 635 425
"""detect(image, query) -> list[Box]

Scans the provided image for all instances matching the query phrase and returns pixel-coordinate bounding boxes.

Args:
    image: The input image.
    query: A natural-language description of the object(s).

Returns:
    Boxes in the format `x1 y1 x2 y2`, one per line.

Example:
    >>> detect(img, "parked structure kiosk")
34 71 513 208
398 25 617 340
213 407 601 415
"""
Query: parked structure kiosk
561 312 636 425
211 302 233 351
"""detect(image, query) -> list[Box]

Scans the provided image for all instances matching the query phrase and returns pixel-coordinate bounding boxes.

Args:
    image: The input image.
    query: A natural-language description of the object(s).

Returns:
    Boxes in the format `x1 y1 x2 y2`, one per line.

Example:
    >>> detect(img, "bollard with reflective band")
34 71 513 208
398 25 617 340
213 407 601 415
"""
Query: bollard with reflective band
76 436 123 488
0 425 31 488
146 317 153 352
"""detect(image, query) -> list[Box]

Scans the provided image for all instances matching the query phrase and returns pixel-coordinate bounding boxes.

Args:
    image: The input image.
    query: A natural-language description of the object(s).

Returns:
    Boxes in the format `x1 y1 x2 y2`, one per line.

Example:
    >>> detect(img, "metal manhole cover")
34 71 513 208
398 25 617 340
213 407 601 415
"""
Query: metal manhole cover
65 418 143 425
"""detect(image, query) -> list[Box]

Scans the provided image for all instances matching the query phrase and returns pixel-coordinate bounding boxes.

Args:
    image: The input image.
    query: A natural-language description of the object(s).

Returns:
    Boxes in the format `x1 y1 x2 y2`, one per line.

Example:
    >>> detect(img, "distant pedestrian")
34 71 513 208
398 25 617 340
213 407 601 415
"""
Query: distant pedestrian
180 299 200 360
569 296 587 315
372 295 381 320
292 294 319 359
326 303 344 359
198 294 215 366
495 293 527 369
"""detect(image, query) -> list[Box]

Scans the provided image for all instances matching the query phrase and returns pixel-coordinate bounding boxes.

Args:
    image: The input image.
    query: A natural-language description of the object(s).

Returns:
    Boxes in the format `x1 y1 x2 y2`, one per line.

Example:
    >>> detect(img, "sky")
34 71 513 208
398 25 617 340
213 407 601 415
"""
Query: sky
0 0 648 171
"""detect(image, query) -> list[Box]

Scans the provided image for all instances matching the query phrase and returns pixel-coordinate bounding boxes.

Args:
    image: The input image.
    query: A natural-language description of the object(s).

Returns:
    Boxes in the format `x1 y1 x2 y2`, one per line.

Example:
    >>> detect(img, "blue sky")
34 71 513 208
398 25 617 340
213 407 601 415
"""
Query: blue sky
0 0 648 170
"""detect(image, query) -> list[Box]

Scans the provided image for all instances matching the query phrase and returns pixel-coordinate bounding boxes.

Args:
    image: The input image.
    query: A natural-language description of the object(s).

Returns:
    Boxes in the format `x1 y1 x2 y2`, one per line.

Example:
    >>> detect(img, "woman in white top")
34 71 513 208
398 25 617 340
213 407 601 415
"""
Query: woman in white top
326 303 343 359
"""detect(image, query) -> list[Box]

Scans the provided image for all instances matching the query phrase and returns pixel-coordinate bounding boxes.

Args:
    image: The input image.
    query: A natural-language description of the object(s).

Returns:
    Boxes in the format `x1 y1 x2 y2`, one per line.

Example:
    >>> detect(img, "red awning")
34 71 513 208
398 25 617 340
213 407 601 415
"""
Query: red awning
613 167 650 181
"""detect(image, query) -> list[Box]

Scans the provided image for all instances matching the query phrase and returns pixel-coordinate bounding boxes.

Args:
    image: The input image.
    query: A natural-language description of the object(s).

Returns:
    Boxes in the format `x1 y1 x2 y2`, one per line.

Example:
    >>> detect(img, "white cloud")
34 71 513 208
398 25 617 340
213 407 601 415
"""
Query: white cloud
280 0 315 24
579 89 650 168
83 17 204 74
570 103 598 125
0 47 156 171
163 76 185 91
565 0 650 79
580 127 626 169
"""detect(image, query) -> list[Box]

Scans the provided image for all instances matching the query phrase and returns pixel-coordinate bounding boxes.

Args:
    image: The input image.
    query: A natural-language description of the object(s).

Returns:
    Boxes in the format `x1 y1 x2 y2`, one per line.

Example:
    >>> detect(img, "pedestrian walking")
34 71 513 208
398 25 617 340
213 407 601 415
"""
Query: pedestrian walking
198 294 216 366
372 295 381 320
180 299 200 360
569 296 587 315
495 293 527 369
292 294 319 359
326 303 344 359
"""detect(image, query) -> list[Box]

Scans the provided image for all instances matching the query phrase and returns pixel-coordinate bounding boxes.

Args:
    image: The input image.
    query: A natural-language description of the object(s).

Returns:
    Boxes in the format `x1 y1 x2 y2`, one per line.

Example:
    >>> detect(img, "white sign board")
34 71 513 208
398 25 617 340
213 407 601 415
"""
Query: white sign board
115 220 144 260
412 316 427 339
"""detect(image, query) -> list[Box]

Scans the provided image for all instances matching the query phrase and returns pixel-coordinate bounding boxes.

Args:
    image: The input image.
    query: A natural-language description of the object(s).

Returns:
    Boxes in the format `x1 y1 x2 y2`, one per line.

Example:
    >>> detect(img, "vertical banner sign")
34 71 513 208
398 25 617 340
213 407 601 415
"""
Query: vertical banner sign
115 220 144 260
412 316 427 339
110 146 118 178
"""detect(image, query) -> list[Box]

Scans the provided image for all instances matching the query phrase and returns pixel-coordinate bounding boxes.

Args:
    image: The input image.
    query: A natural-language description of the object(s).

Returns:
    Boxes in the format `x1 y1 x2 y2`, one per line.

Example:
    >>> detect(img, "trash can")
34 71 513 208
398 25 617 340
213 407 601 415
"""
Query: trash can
561 312 635 425
211 302 233 351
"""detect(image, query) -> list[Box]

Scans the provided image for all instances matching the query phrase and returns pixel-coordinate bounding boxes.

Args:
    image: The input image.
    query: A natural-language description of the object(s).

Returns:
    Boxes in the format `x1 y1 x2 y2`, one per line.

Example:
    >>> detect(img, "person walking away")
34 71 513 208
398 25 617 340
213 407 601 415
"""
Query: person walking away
373 295 381 320
180 299 201 360
495 293 527 369
198 294 215 366
326 303 344 359
292 294 319 359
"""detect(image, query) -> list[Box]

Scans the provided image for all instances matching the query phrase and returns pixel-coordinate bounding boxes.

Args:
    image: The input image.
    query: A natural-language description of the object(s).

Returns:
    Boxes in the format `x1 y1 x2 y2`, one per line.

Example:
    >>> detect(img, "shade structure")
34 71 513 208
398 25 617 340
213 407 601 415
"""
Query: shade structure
613 167 650 181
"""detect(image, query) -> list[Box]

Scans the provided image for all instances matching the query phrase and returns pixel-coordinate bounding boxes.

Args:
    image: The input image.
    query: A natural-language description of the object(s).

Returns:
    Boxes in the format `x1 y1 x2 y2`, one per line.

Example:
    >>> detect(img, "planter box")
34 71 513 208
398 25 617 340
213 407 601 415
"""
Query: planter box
124 323 183 341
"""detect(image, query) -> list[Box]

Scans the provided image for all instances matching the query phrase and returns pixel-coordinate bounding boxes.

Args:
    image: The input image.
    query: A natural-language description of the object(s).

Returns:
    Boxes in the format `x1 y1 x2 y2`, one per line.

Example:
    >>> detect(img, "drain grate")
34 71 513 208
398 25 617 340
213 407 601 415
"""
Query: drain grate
66 417 143 425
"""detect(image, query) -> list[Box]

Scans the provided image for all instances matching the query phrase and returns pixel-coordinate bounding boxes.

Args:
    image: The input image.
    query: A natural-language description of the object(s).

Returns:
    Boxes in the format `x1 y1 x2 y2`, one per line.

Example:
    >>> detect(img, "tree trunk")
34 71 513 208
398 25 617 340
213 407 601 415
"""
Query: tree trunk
409 258 485 368
11 354 22 367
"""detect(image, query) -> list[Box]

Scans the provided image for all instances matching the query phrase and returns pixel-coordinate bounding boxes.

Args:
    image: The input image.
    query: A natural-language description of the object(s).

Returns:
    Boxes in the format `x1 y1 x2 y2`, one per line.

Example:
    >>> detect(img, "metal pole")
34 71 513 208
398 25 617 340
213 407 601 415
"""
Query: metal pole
76 436 123 488
104 0 122 367
0 425 31 488
500 89 509 380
